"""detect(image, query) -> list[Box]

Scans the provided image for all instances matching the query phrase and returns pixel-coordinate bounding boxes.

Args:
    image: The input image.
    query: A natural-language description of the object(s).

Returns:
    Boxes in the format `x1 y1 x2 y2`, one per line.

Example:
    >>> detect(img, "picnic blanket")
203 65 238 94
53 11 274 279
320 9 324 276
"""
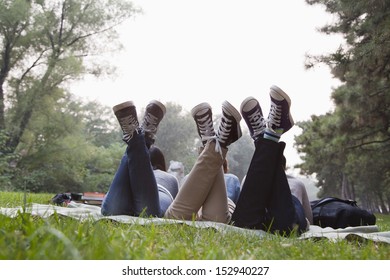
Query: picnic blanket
1 202 390 244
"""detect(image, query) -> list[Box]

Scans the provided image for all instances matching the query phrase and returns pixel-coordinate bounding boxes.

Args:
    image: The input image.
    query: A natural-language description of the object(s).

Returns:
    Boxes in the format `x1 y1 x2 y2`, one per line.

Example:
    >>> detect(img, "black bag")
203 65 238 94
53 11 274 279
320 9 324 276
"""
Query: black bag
51 193 72 205
310 197 376 229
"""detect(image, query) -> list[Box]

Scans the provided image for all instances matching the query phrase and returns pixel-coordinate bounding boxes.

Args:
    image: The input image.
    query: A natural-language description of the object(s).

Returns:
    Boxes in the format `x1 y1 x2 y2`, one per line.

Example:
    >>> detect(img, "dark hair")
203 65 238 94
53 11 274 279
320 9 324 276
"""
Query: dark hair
149 145 166 171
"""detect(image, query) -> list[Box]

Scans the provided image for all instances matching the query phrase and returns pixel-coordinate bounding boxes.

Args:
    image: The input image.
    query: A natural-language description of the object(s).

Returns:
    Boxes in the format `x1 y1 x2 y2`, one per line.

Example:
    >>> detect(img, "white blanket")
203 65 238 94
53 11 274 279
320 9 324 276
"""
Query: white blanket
1 202 390 244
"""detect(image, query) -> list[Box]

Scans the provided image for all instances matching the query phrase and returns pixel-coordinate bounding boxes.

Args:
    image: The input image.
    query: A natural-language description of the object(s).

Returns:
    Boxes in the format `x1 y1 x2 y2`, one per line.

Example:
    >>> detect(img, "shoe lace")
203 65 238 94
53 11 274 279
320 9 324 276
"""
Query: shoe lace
216 116 232 155
268 101 282 129
197 113 216 143
247 109 266 137
143 112 159 134
119 115 138 142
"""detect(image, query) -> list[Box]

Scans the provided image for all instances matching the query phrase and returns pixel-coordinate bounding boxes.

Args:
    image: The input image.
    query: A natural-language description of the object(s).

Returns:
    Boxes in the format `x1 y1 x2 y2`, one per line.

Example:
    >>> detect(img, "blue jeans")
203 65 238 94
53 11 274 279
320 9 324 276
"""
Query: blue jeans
231 138 307 234
101 132 172 217
224 173 241 204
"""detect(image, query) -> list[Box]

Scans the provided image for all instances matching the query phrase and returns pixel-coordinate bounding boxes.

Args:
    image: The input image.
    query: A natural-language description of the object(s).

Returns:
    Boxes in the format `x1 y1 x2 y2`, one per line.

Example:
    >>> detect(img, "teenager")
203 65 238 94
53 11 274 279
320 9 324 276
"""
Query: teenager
164 101 241 223
231 85 308 234
101 100 178 217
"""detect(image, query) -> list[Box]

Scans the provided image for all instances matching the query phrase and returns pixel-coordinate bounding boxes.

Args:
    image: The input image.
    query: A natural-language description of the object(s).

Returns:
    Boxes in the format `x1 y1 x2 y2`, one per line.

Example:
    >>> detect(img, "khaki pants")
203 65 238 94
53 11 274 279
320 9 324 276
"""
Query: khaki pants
164 141 231 223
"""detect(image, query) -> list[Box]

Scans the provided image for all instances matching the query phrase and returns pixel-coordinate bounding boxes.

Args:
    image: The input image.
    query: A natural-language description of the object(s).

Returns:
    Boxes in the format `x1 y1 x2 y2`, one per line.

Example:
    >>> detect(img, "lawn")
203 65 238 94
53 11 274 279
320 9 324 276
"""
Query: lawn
0 191 390 260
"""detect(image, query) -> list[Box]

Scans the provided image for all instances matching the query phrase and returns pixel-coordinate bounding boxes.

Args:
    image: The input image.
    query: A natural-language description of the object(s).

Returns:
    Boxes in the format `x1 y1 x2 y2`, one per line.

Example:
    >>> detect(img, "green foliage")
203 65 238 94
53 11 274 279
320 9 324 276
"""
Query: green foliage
295 114 346 197
83 143 125 193
0 131 17 191
0 93 121 193
299 0 390 212
0 0 139 193
0 0 139 152
153 102 198 173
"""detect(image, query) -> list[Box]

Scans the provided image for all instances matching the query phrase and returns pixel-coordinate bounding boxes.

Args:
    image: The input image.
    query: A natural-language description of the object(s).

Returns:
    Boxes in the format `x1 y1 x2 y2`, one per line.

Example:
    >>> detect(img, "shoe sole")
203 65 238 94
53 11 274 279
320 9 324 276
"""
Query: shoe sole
148 100 166 115
222 100 242 140
240 96 259 113
113 101 134 113
222 100 241 122
270 85 291 104
191 102 212 117
270 85 294 126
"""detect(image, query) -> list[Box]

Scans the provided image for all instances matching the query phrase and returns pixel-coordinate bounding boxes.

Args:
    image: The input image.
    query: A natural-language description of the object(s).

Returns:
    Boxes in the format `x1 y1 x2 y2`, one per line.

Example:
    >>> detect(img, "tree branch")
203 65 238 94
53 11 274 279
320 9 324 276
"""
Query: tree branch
347 137 390 150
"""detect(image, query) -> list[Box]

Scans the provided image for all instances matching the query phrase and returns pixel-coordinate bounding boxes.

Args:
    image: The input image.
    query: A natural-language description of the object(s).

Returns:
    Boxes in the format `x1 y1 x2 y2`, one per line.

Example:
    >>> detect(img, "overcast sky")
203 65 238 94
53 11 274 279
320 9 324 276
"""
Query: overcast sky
71 0 344 170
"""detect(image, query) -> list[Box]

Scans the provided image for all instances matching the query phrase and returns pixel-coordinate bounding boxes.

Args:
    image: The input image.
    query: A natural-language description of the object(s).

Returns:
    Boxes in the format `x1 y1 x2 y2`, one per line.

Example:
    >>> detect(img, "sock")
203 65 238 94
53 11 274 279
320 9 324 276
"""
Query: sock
263 128 281 142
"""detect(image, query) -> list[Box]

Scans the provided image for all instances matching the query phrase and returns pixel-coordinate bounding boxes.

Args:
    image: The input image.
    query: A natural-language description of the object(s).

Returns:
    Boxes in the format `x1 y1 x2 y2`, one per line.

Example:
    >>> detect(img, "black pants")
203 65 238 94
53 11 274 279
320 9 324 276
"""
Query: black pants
231 138 306 234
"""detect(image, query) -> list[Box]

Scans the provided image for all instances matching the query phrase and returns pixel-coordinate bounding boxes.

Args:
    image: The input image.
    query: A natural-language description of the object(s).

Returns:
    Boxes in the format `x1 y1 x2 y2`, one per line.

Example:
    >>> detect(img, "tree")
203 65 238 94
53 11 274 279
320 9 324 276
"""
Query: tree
298 0 390 211
305 0 390 149
9 93 121 193
0 0 139 154
153 102 198 174
79 100 119 148
0 0 32 130
295 113 348 197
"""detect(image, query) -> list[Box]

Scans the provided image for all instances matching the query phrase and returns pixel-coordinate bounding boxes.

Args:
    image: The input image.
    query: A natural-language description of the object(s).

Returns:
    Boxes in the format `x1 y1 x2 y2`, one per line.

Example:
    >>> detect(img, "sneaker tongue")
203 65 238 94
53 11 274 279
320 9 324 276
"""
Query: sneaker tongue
195 112 215 142
144 113 159 130
217 116 233 147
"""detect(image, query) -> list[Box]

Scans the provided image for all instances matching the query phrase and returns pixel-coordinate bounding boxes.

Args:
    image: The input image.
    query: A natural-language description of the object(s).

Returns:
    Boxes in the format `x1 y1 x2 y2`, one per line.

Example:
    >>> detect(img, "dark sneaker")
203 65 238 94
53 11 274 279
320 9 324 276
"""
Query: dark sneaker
191 102 215 146
216 101 242 149
268 85 294 134
142 100 166 146
113 101 139 143
240 96 266 140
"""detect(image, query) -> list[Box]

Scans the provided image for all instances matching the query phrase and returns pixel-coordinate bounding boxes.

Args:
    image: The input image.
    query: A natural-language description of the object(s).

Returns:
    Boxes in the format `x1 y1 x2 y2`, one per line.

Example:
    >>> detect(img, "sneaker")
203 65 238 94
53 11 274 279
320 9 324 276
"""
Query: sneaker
113 101 139 143
240 96 266 140
268 85 294 134
191 102 215 146
142 100 166 145
216 101 242 149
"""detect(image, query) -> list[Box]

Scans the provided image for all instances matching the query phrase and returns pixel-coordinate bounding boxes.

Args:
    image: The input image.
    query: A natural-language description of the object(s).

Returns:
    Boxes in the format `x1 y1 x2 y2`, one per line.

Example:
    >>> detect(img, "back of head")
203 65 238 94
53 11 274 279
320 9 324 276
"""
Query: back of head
150 145 166 171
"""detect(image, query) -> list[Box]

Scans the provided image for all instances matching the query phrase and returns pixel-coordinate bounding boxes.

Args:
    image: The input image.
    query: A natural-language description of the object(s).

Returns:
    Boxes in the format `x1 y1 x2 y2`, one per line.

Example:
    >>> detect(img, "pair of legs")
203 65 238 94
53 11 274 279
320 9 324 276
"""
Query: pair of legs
101 101 172 217
165 101 242 223
231 85 307 234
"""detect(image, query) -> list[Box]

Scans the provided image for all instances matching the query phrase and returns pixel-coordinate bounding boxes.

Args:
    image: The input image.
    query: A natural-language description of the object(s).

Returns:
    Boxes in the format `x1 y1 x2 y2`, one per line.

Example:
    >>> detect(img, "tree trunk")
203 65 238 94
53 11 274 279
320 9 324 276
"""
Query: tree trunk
0 85 5 131
341 173 354 199
6 59 56 153
0 42 12 130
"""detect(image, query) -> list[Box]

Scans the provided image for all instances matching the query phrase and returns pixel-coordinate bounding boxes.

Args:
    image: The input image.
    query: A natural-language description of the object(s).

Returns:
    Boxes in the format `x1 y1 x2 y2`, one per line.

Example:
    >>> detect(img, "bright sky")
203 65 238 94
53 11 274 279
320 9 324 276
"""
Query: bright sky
71 0 343 169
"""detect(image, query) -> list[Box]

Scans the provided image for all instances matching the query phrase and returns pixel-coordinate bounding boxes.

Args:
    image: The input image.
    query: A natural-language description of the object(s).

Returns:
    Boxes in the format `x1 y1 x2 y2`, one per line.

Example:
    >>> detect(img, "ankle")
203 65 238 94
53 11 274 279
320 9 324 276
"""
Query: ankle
263 128 280 142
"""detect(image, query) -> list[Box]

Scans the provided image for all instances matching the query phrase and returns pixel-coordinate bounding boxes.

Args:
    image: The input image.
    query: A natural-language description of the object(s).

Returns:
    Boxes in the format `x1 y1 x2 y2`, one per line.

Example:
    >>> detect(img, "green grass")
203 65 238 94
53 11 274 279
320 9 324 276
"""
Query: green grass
1 191 390 260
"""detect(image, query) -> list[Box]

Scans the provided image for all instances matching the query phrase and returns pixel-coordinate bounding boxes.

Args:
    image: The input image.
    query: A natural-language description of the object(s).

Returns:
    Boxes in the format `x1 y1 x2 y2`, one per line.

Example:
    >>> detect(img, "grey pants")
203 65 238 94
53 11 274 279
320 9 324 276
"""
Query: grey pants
164 141 231 223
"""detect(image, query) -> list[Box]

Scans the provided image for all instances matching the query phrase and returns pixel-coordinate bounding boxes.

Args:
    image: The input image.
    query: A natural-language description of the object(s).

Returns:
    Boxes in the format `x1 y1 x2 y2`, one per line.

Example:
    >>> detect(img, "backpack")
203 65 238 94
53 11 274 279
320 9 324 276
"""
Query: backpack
310 197 376 229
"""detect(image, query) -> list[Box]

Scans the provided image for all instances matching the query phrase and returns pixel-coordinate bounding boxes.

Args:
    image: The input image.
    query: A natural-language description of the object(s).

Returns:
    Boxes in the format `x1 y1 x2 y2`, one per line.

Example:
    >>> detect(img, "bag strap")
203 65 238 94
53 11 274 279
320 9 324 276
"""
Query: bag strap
311 197 357 209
